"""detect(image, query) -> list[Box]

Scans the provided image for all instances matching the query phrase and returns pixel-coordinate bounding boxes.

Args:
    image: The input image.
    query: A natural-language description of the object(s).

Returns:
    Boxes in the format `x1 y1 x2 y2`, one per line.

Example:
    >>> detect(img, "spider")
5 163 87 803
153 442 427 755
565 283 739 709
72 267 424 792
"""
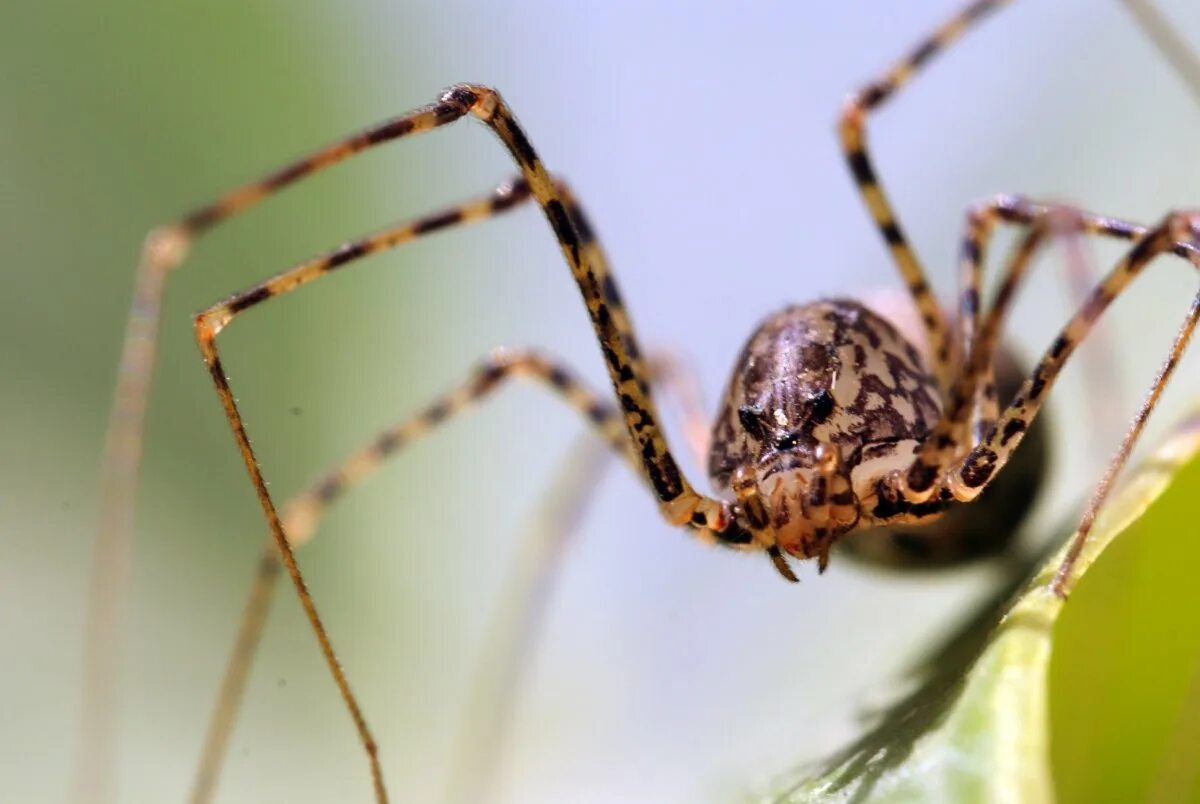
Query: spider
78 1 1200 802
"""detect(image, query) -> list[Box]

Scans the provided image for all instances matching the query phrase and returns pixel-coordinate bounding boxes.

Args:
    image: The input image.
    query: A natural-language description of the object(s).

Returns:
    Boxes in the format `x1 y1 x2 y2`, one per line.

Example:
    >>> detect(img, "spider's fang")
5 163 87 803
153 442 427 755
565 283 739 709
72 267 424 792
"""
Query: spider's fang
767 546 799 583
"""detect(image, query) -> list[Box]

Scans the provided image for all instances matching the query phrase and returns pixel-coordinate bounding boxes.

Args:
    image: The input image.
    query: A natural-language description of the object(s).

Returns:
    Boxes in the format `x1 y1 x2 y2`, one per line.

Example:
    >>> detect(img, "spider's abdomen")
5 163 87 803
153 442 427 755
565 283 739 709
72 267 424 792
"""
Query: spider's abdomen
708 299 941 490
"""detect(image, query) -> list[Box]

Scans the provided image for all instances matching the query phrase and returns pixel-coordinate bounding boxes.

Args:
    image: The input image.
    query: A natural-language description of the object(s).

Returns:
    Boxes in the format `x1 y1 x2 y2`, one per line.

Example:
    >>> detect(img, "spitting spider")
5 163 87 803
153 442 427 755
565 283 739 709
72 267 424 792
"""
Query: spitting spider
76 0 1200 801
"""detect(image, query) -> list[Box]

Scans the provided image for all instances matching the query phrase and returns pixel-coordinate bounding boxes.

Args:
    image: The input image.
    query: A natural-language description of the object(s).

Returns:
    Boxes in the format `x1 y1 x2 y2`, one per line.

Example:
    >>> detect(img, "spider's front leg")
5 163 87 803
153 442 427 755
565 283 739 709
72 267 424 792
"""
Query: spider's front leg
879 207 1200 597
195 85 743 539
190 84 766 802
191 172 543 804
839 0 1013 391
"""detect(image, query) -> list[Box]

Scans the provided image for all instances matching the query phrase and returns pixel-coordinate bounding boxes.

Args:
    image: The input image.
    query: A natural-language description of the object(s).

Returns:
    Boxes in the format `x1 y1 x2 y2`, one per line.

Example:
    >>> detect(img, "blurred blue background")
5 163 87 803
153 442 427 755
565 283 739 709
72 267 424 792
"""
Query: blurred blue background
3 2 1200 802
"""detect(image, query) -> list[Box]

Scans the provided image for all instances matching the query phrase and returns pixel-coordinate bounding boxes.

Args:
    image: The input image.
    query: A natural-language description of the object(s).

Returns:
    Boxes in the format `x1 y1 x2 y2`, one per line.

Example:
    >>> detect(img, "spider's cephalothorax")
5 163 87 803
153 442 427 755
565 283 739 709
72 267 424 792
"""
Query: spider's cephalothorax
709 299 943 570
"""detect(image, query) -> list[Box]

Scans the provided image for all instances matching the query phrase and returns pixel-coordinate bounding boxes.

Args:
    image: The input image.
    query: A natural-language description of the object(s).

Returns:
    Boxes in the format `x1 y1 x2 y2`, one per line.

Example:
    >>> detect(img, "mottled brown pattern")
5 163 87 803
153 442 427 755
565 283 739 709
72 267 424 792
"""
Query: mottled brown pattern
841 341 1049 568
709 299 940 487
707 299 941 560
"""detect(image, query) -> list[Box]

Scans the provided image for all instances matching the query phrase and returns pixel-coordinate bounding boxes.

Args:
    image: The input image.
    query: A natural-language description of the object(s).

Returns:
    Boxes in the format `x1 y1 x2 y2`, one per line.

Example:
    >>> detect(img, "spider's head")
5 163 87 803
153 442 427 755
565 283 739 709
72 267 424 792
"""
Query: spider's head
709 299 943 577
728 410 860 574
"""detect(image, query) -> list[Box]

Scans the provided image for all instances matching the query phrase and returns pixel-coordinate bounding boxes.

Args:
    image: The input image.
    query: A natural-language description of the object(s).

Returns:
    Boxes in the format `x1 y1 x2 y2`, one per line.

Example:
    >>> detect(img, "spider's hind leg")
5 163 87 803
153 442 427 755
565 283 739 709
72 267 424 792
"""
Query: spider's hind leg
838 0 1013 391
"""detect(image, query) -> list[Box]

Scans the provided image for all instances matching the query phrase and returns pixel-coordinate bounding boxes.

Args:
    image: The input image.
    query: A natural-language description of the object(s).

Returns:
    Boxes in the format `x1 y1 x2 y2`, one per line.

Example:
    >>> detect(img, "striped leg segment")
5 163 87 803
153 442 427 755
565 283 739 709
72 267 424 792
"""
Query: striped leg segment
192 83 745 801
900 197 1198 501
196 86 732 530
190 346 713 802
285 348 715 544
840 0 1200 398
880 209 1200 598
80 94 540 801
838 0 1012 391
1121 0 1200 106
1056 221 1128 450
279 347 715 549
281 349 628 545
1050 292 1200 596
191 176 548 804
900 203 1056 494
960 201 1191 446
941 212 1200 596
187 348 621 804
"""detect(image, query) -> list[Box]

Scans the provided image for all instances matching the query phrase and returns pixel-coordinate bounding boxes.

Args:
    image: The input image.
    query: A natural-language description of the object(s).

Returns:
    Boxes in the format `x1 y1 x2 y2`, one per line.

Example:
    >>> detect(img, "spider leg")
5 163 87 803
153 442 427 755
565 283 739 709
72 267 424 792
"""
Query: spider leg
187 175 548 804
1121 0 1200 107
443 432 612 804
886 210 1200 599
645 350 711 468
899 206 1053 495
1056 223 1128 452
189 349 619 804
190 347 709 803
84 146 534 803
838 0 1012 391
961 217 1121 454
196 86 733 533
280 349 628 546
82 95 680 798
901 197 1198 500
186 550 278 804
192 87 748 798
839 0 1200 393
281 348 711 546
93 99 537 631
1049 291 1200 596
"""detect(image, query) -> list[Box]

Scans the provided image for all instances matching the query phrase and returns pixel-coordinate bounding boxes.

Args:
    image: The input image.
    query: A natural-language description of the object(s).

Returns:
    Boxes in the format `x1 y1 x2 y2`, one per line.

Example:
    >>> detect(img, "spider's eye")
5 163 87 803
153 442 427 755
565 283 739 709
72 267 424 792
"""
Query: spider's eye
776 431 802 451
808 389 835 423
737 405 768 441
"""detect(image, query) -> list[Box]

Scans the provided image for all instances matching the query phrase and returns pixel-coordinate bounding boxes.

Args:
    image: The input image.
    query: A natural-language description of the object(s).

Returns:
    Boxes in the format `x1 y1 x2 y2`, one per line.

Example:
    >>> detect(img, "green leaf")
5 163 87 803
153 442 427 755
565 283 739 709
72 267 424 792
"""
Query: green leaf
760 410 1200 804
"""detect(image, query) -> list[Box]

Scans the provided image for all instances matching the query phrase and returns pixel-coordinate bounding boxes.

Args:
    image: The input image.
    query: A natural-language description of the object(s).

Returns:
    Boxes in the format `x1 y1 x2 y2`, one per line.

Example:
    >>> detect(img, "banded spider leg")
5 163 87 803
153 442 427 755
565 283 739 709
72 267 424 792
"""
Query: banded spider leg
188 84 762 801
946 207 1200 596
189 345 708 803
832 0 1200 585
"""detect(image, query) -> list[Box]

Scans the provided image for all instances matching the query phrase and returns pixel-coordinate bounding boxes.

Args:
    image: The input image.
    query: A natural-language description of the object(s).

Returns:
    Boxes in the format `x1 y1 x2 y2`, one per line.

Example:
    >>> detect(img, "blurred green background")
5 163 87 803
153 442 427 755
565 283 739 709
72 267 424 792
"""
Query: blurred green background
2 2 1199 802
